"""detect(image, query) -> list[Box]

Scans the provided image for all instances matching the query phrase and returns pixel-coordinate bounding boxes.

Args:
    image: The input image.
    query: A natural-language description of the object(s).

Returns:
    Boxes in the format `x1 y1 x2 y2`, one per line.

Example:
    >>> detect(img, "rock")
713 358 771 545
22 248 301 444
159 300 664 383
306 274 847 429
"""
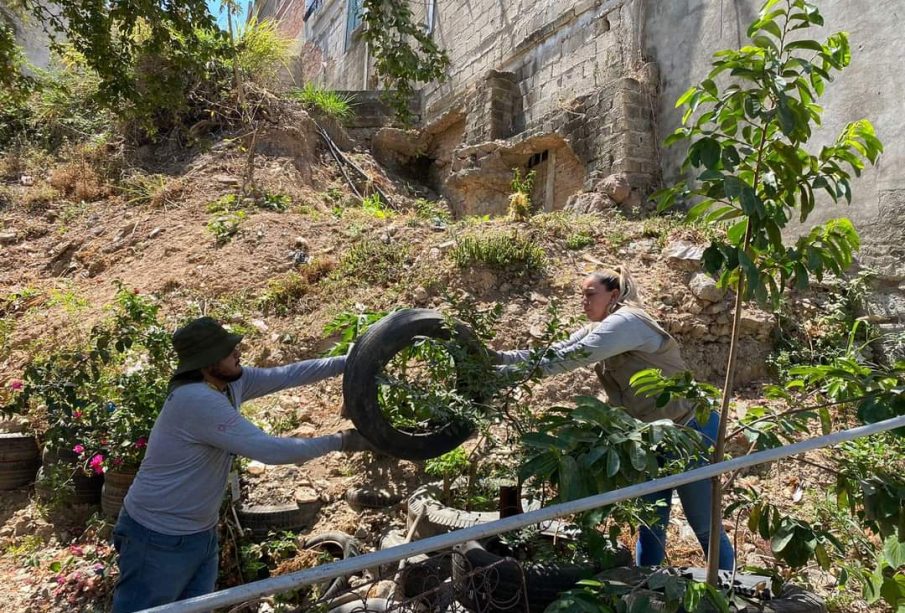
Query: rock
529 291 548 304
0 231 18 245
294 487 320 505
19 175 34 186
412 286 429 302
664 240 706 271
214 174 239 185
595 173 631 204
565 191 616 214
246 461 267 476
865 291 905 323
148 227 162 239
294 236 309 249
689 273 726 303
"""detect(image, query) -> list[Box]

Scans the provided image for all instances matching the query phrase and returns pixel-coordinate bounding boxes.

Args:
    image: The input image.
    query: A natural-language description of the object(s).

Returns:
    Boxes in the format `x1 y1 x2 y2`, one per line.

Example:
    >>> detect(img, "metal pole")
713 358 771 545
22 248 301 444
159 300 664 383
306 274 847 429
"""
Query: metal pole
142 414 905 613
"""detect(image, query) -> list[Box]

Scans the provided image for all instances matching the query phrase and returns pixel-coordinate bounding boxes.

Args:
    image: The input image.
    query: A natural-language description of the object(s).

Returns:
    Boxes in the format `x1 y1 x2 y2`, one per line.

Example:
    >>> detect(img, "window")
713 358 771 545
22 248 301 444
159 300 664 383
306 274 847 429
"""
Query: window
304 0 322 22
345 0 363 50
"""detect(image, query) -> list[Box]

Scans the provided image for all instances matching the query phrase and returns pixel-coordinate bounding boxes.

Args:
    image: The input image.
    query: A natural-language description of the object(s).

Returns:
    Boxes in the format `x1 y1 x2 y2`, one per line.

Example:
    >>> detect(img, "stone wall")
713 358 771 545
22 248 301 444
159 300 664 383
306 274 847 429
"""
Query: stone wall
298 0 658 216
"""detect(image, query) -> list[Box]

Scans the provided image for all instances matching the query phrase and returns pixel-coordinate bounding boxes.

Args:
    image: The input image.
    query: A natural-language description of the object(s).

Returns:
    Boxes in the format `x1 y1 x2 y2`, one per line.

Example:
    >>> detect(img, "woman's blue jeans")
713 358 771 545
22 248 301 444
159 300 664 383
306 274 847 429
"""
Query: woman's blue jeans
635 411 736 570
111 509 219 613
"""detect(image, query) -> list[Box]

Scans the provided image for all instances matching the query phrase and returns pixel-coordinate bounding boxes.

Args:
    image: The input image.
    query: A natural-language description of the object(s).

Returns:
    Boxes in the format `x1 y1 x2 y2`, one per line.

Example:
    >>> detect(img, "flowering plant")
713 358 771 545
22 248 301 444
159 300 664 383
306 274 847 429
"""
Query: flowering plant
3 283 174 474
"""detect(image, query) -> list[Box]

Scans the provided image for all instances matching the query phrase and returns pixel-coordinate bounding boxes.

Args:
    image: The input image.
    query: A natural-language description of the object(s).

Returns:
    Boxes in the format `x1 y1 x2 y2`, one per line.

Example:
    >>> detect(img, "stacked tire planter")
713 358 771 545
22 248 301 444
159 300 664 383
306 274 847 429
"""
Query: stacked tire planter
236 499 323 539
35 447 103 505
0 433 41 489
406 479 542 540
452 537 633 613
101 469 138 518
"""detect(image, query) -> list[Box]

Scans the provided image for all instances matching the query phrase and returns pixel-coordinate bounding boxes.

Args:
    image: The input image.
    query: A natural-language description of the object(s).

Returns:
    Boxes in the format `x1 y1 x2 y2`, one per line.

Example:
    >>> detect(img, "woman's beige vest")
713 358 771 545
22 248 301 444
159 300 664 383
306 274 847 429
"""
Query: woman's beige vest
593 306 693 424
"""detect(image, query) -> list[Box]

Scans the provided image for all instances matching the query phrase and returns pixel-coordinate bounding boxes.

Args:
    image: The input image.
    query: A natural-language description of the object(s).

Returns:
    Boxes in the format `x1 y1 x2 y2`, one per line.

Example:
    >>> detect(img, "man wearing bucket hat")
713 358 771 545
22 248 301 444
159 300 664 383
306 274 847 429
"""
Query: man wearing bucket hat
111 317 373 613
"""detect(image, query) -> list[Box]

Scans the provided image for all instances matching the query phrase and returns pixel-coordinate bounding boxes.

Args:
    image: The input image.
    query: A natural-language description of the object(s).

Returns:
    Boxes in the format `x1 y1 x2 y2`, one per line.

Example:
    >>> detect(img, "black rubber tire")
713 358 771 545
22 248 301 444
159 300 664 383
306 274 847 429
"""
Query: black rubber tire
451 538 602 613
342 309 485 461
303 532 362 601
406 480 542 540
345 486 404 511
236 502 322 538
327 598 388 613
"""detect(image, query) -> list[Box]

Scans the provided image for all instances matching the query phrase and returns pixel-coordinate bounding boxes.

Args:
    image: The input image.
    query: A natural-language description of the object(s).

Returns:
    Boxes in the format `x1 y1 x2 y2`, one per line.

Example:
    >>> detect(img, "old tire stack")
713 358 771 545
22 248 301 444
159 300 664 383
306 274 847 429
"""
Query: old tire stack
0 433 41 489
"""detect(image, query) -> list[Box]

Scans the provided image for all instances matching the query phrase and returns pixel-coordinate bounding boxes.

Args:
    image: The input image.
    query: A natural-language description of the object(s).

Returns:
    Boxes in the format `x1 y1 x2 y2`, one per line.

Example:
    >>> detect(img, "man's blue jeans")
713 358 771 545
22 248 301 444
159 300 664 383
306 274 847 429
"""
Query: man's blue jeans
111 509 219 613
635 411 736 570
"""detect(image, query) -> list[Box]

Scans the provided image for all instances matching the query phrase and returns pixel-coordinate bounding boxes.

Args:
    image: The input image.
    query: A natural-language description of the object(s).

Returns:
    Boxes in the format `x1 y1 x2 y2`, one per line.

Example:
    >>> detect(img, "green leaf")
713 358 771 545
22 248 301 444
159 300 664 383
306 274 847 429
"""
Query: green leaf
786 39 824 53
606 449 621 478
628 441 647 471
772 523 795 553
699 137 722 169
879 575 905 609
50 561 61 573
676 86 698 108
883 535 905 568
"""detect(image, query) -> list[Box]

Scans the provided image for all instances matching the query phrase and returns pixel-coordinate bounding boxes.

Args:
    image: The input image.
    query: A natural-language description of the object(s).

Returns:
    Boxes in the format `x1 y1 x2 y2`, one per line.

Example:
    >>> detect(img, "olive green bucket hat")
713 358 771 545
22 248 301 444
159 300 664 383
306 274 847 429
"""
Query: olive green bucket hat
172 317 243 376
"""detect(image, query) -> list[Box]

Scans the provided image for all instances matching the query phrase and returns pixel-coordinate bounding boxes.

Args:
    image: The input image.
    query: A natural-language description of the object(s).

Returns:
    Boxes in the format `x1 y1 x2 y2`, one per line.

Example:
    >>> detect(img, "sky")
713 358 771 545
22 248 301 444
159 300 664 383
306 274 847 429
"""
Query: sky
206 0 255 30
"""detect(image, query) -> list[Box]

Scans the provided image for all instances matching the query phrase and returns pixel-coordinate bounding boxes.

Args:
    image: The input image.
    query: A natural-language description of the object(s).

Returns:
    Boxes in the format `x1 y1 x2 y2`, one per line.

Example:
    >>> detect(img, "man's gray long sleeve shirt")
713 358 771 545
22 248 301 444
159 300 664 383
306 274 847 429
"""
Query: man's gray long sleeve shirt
123 356 345 535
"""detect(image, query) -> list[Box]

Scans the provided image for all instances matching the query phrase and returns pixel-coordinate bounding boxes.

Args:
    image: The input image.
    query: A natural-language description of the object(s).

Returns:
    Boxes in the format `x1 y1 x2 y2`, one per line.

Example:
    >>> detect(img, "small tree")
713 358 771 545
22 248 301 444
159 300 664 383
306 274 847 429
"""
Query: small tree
655 0 882 584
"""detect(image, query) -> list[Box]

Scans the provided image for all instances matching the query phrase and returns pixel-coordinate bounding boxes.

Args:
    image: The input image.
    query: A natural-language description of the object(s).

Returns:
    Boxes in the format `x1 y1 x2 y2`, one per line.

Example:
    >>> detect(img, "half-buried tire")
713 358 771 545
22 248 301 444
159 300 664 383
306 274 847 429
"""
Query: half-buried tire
343 309 487 461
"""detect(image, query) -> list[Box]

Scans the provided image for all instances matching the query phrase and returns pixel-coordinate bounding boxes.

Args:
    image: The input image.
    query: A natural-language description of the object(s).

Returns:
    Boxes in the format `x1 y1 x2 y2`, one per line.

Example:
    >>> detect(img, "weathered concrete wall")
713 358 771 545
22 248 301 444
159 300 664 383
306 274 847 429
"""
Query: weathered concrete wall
301 0 656 215
644 0 905 276
644 0 905 342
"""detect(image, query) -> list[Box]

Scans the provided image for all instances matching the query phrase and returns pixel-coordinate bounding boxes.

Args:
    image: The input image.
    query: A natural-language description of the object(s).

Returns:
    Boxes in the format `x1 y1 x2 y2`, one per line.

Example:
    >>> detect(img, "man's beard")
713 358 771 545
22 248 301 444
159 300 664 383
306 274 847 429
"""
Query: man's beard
210 365 243 383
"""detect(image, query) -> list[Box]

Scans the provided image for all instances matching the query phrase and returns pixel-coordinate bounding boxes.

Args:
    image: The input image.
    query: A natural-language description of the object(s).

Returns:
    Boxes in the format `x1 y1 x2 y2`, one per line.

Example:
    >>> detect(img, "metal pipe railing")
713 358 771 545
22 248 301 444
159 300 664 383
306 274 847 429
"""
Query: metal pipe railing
143 414 905 613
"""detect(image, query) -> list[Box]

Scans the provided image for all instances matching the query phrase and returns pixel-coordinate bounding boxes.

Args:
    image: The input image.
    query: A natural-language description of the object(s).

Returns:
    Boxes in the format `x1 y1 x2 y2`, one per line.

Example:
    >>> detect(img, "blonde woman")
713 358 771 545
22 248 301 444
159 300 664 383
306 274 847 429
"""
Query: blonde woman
495 267 734 569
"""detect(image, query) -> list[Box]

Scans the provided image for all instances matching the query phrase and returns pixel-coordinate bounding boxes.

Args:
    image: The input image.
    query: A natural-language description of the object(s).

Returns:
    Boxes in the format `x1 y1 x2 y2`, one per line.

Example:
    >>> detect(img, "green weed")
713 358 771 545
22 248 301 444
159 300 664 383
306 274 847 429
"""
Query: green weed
257 258 336 315
288 84 355 123
565 232 594 250
360 193 393 218
451 232 546 276
338 239 408 285
414 198 451 222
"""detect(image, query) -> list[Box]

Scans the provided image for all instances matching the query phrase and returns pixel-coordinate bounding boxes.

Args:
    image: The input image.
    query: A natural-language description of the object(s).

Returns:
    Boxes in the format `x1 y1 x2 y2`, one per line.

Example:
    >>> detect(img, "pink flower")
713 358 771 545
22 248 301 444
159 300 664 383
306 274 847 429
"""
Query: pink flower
8 379 23 391
73 411 83 420
69 544 84 556
134 437 147 449
72 444 85 455
88 454 105 475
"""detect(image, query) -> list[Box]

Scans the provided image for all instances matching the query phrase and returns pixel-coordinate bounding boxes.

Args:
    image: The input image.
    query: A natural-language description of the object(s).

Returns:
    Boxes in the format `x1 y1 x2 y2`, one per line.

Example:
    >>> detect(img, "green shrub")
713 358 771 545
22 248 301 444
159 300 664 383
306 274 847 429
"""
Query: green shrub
414 198 451 222
451 232 546 276
565 232 594 250
207 210 246 244
258 258 336 315
288 83 355 122
235 18 293 87
339 239 407 285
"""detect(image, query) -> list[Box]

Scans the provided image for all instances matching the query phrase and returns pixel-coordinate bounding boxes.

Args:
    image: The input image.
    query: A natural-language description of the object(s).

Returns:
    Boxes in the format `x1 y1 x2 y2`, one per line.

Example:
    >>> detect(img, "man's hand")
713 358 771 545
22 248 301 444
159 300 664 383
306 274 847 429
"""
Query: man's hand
340 429 378 453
